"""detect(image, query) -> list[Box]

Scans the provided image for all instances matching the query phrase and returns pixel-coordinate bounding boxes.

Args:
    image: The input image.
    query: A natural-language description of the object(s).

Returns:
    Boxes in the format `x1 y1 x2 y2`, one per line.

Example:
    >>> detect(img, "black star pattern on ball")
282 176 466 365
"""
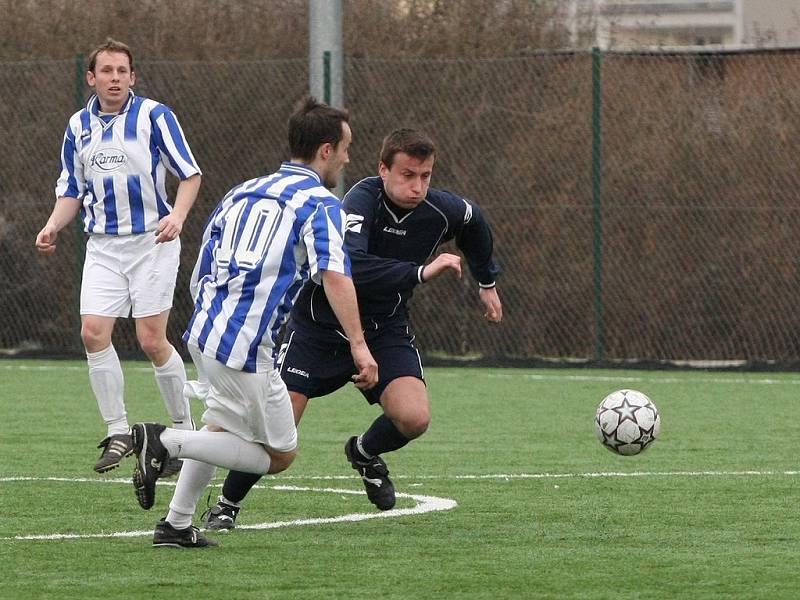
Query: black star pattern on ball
597 420 622 450
611 397 639 425
638 423 657 447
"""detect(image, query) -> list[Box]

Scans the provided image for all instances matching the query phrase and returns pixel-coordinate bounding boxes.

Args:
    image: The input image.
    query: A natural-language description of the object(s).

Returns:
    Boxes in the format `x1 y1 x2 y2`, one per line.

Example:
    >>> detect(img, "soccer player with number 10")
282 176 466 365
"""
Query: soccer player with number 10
127 96 378 548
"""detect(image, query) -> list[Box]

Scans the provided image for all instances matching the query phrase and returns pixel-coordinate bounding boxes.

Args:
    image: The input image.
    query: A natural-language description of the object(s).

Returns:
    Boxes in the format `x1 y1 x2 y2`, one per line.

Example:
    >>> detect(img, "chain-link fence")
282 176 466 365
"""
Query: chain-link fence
4 48 800 367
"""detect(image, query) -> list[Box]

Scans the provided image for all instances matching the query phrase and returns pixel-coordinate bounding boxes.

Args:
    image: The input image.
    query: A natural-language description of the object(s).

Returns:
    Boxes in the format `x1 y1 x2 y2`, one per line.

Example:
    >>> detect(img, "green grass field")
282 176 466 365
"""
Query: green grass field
2 360 799 599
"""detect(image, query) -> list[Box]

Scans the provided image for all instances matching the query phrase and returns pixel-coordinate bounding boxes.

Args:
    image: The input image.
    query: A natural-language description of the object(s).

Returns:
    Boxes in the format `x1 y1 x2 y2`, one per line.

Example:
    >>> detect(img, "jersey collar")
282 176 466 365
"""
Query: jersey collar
86 90 136 116
280 161 322 184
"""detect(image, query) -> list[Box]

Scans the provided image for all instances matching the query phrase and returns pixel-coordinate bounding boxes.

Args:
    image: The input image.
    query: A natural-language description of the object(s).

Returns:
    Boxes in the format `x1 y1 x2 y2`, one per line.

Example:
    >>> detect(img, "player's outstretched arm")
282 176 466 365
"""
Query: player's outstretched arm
320 270 379 390
421 252 462 282
35 197 82 255
479 286 503 323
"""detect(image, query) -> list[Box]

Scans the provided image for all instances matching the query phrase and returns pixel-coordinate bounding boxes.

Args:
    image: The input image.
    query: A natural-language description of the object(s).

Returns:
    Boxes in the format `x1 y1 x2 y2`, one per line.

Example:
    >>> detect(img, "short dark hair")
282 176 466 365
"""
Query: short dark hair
287 96 349 162
88 38 134 73
379 129 436 168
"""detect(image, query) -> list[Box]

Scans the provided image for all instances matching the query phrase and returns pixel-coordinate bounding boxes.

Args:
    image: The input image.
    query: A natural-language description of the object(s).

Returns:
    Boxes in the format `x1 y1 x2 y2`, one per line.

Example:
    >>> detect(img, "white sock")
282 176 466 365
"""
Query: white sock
160 427 271 474
87 344 128 436
166 458 217 530
153 348 193 430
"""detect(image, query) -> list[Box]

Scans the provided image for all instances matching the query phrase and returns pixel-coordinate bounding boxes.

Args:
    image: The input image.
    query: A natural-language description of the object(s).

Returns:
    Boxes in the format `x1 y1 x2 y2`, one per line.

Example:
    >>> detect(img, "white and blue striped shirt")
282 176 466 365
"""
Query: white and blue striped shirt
184 163 351 373
55 91 201 235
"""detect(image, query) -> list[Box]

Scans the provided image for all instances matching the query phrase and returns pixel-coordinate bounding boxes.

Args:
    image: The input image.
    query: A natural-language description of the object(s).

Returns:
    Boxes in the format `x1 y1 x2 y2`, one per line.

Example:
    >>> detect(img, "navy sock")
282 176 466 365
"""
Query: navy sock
360 414 411 457
222 470 263 504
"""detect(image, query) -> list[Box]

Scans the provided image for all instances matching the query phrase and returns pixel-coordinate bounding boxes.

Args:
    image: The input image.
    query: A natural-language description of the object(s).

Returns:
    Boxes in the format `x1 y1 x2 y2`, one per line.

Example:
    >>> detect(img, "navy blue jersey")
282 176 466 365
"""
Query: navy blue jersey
292 176 500 330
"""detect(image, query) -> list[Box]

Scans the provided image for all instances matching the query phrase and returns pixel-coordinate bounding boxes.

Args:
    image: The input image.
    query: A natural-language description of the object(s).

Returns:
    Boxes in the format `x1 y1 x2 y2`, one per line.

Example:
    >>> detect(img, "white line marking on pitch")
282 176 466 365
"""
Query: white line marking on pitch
5 362 800 386
0 481 456 541
2 469 795 540
278 470 800 480
441 371 800 386
2 469 798 487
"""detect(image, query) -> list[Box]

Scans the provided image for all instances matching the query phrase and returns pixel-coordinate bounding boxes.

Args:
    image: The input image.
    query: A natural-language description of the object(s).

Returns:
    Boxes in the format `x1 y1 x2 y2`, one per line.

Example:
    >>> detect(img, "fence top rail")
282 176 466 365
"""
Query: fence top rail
595 44 800 56
3 47 800 67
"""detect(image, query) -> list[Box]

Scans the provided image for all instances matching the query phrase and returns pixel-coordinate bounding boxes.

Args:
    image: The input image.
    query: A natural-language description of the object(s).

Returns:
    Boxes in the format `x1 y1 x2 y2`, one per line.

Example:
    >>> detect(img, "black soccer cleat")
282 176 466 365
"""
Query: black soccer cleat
131 422 169 510
202 497 241 532
152 518 218 548
344 436 396 511
94 433 134 473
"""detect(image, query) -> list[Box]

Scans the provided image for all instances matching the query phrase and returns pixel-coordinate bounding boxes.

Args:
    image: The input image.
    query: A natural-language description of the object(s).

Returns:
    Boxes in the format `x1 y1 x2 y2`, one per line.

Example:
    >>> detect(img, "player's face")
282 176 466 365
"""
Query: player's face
379 152 435 209
322 121 352 189
86 51 135 113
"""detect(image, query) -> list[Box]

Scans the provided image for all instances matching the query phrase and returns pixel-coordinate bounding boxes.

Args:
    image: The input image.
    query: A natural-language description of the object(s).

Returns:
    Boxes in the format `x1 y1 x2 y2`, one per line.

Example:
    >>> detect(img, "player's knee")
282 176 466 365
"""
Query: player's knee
136 331 169 361
267 449 297 474
399 412 430 439
80 324 110 352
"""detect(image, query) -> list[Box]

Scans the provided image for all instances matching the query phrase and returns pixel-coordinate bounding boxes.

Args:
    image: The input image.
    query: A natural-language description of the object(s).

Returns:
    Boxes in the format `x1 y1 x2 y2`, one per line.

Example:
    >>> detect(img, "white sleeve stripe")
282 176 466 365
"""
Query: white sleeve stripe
154 113 201 178
461 198 473 223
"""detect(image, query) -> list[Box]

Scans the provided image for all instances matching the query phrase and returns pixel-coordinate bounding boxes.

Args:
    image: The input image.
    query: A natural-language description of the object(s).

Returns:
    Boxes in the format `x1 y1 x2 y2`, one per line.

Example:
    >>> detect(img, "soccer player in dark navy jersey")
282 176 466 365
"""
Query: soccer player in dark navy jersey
204 128 502 527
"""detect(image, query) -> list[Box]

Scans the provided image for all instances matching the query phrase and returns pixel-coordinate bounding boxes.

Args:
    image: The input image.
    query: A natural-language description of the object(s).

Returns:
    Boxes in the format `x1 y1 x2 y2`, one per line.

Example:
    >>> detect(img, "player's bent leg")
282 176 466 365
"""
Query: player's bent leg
379 377 431 440
265 446 296 474
346 378 430 511
203 447 295 532
131 422 277 511
221 470 263 505
165 428 273 474
205 441 298 531
204 470 258 532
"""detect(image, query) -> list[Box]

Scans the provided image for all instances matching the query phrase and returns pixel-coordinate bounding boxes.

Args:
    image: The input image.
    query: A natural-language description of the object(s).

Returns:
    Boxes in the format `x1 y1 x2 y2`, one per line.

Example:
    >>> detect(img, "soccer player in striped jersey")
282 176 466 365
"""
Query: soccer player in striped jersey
35 39 202 475
126 96 378 548
204 128 502 529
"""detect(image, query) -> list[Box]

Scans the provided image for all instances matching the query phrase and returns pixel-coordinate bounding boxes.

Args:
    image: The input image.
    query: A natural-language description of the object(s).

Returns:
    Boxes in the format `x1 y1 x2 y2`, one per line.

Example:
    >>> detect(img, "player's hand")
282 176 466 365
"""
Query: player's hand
35 225 58 255
422 253 462 282
350 341 378 390
479 287 503 323
155 213 184 244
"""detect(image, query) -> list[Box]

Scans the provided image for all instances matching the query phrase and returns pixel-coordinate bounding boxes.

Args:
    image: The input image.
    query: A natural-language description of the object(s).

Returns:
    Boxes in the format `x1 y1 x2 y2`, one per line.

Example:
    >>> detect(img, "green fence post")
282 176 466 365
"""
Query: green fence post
74 54 85 351
323 50 332 104
592 47 604 363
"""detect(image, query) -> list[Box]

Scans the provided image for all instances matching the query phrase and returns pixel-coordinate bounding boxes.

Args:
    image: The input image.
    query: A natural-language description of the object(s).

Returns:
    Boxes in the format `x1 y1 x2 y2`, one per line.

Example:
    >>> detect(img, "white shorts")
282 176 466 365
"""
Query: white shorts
80 234 180 318
194 352 298 453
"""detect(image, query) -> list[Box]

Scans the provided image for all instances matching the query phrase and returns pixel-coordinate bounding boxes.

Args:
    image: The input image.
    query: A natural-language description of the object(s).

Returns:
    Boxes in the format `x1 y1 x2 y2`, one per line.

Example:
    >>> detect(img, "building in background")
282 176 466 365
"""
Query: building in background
570 0 800 49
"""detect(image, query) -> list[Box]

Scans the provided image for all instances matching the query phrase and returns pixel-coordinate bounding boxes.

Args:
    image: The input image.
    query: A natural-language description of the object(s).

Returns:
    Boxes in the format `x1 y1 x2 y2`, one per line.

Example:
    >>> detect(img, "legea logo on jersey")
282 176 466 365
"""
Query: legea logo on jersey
89 147 128 172
345 214 364 233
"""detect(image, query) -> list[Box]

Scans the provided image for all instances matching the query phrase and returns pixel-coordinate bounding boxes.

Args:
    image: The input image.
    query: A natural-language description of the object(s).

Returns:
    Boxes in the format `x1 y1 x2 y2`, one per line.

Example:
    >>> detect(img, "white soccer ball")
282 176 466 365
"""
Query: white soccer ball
595 389 661 456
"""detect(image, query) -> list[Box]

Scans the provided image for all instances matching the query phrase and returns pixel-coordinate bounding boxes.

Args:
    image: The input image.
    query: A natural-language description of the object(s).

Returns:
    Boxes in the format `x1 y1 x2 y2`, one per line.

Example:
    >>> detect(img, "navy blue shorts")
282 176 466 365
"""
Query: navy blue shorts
277 317 425 405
